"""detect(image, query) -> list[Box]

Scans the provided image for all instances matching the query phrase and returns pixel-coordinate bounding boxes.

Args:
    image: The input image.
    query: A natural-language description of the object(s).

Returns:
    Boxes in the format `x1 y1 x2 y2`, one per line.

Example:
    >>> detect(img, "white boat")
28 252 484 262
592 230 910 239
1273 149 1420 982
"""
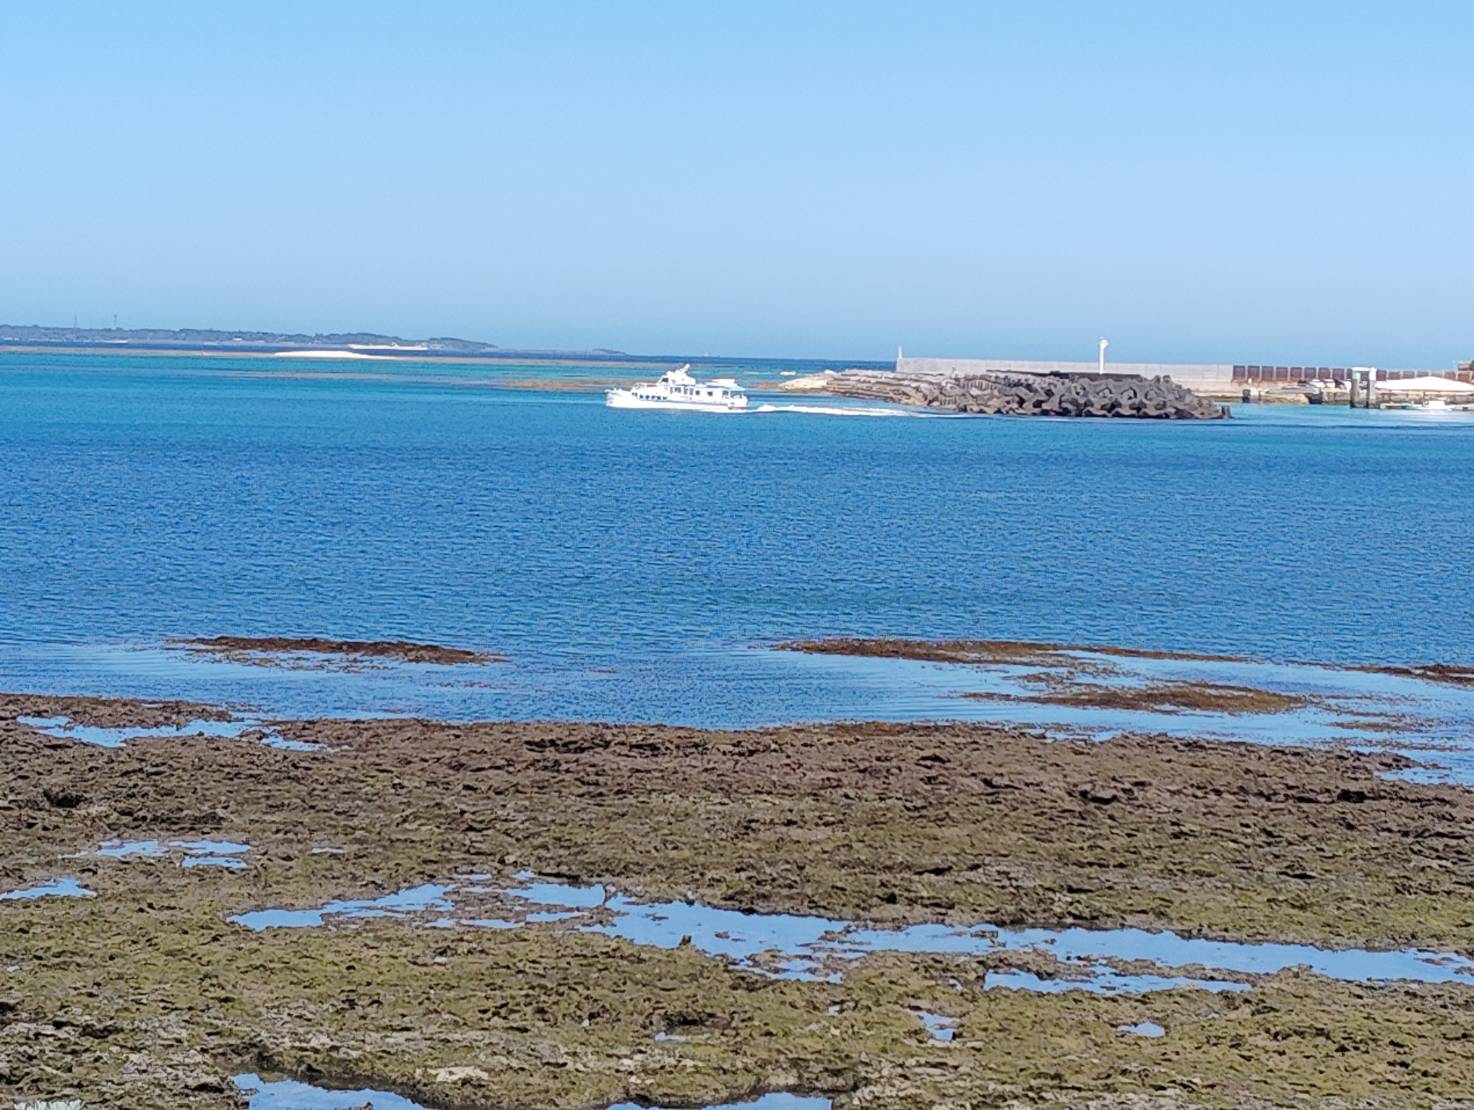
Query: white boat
605 365 748 412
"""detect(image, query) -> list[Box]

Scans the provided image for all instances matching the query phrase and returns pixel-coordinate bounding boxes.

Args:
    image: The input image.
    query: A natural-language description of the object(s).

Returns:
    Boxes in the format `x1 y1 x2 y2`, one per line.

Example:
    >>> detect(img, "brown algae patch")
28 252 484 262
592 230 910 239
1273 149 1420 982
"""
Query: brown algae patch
1353 662 1474 689
776 637 1257 667
172 635 503 667
966 680 1312 715
776 637 1468 729
781 638 1474 701
0 692 234 729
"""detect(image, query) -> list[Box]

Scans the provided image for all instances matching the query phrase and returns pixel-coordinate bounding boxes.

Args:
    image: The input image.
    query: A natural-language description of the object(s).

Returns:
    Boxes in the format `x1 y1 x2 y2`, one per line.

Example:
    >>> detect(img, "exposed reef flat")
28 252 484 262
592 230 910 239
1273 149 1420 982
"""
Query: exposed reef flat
776 638 1259 667
1354 662 1474 689
774 637 1460 744
778 638 1469 719
172 636 502 667
7 692 1474 1106
964 680 1310 715
0 691 233 729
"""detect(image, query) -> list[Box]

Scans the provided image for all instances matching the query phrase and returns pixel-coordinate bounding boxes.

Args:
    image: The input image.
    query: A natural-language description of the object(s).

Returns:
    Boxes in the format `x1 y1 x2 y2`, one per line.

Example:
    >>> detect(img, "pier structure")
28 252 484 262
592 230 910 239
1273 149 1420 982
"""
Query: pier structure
896 355 1473 401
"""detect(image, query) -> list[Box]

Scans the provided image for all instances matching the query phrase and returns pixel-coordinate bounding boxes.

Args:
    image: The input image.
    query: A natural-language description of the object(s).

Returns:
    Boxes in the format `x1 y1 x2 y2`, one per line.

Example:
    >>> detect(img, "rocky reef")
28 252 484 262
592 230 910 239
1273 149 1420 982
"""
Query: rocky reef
8 690 1474 1106
172 636 502 667
785 369 1229 418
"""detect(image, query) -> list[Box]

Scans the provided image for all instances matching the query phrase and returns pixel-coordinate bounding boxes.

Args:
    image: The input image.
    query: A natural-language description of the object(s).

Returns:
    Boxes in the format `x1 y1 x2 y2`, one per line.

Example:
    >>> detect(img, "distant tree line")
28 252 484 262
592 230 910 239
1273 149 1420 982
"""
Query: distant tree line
0 324 498 352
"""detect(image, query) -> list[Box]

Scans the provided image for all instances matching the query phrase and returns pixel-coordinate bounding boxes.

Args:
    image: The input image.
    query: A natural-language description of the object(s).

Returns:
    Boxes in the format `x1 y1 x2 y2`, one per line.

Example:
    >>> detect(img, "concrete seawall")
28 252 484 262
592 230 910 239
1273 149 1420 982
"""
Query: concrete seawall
897 356 1234 396
896 356 1473 399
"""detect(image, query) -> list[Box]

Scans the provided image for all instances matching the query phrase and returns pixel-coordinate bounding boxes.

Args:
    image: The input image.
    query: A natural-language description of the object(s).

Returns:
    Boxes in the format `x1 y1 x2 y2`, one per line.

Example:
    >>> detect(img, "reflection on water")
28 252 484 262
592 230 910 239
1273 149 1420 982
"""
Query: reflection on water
228 872 1474 993
606 1096 830 1110
0 878 93 901
916 1010 959 1042
233 1073 831 1110
1119 1021 1166 1038
18 712 319 751
234 1074 425 1110
231 884 451 930
96 838 251 870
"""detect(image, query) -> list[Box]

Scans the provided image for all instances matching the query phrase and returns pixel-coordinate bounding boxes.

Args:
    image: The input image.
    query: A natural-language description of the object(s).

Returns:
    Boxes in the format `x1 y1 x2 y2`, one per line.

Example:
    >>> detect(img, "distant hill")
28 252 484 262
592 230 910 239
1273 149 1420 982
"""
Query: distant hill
0 324 498 353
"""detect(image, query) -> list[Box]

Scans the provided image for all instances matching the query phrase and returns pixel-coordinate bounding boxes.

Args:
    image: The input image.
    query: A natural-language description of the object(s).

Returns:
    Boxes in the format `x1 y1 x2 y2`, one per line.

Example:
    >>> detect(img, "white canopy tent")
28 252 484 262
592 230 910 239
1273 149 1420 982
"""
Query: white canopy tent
1376 376 1474 394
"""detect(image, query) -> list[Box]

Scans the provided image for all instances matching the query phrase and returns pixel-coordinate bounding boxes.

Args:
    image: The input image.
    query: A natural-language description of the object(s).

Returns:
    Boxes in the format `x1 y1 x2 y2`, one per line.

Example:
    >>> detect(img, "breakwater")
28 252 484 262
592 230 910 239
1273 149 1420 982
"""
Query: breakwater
887 355 1473 403
788 368 1229 418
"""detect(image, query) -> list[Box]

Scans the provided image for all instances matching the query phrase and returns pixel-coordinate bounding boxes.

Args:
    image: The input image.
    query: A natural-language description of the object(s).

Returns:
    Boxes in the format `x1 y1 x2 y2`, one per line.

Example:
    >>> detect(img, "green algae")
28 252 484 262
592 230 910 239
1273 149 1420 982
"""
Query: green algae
8 698 1474 1106
9 891 1474 1108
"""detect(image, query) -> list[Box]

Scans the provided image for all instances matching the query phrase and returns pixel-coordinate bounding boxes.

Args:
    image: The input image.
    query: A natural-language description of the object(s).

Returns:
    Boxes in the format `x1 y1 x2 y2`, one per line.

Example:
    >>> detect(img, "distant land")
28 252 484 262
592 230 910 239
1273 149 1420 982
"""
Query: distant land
0 323 504 352
0 324 628 360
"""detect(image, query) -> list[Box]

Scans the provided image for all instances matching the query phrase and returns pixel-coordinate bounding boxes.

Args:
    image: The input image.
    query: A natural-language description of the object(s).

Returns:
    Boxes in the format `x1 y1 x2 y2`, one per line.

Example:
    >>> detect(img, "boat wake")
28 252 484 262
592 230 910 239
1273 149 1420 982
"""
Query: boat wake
750 402 947 418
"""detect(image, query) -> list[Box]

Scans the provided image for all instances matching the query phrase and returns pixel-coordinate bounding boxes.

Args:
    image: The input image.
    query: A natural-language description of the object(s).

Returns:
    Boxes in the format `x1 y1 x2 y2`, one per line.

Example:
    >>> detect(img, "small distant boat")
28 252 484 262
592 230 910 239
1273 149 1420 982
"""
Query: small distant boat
605 365 748 412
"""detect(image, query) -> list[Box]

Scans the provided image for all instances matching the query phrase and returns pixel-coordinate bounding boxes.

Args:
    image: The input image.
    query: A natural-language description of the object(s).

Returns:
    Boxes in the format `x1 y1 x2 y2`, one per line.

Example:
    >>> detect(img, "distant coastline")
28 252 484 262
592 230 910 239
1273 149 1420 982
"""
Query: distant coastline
0 342 658 370
0 342 880 376
0 325 893 374
0 323 650 366
0 323 510 353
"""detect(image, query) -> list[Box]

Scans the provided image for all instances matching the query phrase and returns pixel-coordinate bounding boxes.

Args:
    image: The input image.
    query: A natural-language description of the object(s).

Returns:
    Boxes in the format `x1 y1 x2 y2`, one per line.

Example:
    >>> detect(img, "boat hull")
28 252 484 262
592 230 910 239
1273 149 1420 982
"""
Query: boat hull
605 389 747 412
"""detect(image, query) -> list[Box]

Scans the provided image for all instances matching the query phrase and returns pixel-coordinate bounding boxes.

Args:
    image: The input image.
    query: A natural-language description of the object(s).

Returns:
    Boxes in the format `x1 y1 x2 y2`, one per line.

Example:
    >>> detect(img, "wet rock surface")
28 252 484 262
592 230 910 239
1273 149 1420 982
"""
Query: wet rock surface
776 637 1449 736
777 638 1257 667
1355 662 1474 689
788 369 1229 419
782 638 1474 702
173 636 503 667
0 692 233 729
7 693 1474 1105
965 680 1310 715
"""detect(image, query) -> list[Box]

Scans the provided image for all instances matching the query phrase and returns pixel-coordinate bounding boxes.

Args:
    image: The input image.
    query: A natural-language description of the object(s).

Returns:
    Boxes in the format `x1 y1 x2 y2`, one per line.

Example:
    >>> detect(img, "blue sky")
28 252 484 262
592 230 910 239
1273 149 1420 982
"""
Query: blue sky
2 1 1470 363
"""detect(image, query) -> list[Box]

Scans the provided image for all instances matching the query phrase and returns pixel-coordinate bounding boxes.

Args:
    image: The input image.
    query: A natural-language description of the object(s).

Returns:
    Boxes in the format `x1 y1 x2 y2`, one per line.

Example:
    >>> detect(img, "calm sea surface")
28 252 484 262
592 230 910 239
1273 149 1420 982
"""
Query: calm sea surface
2 350 1471 725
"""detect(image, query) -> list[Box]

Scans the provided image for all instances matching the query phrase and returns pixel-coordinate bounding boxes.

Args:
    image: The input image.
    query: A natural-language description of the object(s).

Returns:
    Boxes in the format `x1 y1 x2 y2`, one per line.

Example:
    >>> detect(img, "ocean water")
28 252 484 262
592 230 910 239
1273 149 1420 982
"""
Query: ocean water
2 350 1472 726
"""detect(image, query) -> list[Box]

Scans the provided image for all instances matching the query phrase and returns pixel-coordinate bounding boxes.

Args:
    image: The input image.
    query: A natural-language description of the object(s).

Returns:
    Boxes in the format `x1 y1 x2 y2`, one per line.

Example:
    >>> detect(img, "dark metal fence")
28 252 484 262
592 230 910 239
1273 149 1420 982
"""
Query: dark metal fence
1232 365 1474 383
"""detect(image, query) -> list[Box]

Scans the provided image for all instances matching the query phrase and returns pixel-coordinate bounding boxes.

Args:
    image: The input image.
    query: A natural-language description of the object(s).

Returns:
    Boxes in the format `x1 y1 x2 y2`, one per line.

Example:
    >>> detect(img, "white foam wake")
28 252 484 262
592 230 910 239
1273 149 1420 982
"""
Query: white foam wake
750 402 945 418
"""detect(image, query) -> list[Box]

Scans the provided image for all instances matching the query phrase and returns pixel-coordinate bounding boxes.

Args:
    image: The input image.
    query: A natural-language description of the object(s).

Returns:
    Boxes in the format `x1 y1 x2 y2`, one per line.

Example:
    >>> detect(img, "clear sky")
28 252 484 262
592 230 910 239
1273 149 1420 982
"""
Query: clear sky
2 1 1470 364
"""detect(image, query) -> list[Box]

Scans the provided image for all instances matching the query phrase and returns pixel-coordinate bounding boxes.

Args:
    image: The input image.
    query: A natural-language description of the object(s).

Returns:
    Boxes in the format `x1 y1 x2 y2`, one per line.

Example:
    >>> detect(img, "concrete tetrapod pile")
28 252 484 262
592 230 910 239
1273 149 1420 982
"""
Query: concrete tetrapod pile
799 369 1230 418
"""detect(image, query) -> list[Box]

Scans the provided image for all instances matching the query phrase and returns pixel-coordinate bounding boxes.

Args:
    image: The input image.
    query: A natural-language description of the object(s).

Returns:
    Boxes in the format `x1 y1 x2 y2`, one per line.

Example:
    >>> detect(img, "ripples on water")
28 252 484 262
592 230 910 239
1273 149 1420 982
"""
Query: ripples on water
3 351 1473 728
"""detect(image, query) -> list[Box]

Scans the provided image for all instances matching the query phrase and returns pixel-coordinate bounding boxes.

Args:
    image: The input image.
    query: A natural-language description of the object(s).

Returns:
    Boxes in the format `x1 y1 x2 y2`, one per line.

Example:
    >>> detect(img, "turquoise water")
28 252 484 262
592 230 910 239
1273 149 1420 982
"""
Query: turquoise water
3 350 1471 724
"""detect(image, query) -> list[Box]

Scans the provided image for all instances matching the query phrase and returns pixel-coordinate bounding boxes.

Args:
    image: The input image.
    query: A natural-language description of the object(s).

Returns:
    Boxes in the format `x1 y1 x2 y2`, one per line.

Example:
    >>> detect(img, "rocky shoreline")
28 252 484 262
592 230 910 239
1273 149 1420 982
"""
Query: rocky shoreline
782 369 1229 418
6 691 1474 1106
